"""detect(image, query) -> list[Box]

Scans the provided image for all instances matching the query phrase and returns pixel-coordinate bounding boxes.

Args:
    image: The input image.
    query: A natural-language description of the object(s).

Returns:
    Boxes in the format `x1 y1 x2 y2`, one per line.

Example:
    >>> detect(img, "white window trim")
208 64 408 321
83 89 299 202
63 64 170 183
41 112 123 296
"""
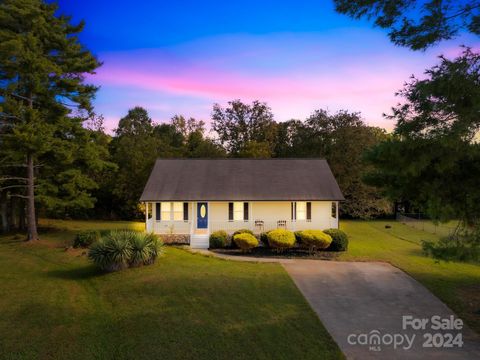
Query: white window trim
292 201 311 222
157 202 185 222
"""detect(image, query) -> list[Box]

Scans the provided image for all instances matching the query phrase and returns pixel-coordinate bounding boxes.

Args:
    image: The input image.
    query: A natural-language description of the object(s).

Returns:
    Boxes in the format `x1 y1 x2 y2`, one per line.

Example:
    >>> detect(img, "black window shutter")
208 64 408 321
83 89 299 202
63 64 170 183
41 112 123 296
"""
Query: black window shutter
156 203 161 221
228 202 233 221
306 202 312 220
183 202 188 221
243 202 249 221
291 202 295 220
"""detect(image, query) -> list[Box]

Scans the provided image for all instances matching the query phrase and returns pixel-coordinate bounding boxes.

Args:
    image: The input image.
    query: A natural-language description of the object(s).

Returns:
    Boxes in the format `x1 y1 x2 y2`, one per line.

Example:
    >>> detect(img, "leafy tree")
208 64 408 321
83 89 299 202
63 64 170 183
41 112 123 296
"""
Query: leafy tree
238 141 272 158
273 120 307 157
365 48 480 233
302 110 391 218
0 0 102 240
334 0 480 50
110 107 163 219
171 114 225 157
184 131 226 158
212 100 277 156
272 111 391 217
171 115 205 140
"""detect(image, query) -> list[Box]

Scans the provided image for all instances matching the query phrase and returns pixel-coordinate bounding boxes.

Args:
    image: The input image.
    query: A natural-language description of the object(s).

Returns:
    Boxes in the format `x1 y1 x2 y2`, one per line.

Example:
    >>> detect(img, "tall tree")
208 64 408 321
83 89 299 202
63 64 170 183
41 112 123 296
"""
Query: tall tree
110 107 162 219
334 0 480 50
301 110 391 218
271 111 391 217
171 115 205 141
365 48 480 232
212 100 277 156
0 0 101 240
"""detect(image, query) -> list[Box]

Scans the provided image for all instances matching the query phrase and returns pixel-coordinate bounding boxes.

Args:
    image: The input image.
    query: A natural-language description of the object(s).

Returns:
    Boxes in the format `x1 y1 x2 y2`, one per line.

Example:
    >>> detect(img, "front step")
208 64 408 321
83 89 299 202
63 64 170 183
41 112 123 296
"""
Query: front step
190 234 209 249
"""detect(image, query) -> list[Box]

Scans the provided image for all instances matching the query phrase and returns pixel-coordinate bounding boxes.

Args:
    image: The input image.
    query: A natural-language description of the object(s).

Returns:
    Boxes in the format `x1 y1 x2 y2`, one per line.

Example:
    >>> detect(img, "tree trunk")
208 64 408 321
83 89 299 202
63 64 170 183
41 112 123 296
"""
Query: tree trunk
0 192 9 233
18 198 26 231
26 154 38 241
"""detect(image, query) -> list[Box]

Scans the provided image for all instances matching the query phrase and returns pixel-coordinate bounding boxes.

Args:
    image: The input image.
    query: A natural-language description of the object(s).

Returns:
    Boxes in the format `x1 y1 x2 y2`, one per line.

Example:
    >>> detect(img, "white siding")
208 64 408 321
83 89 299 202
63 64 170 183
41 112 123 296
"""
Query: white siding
146 201 339 235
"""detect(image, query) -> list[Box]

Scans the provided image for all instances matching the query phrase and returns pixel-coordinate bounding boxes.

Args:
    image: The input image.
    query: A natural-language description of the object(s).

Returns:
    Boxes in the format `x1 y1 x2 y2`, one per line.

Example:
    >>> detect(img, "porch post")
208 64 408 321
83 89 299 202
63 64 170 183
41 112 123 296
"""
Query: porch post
145 202 148 231
189 202 194 235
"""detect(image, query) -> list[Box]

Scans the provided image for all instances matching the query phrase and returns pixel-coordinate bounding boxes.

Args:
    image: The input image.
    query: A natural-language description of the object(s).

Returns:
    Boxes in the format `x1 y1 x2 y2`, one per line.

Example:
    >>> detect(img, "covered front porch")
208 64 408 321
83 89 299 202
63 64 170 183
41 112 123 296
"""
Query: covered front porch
144 201 339 248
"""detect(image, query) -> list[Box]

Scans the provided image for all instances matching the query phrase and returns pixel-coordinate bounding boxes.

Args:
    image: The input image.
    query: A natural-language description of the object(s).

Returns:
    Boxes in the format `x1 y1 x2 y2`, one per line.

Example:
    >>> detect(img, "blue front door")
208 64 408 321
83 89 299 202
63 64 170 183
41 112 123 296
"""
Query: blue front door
197 202 208 229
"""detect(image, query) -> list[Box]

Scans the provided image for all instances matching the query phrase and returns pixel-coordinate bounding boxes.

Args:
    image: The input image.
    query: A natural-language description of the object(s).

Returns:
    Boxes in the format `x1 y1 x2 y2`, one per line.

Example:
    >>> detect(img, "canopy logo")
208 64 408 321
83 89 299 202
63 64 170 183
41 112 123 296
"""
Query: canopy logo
347 330 415 351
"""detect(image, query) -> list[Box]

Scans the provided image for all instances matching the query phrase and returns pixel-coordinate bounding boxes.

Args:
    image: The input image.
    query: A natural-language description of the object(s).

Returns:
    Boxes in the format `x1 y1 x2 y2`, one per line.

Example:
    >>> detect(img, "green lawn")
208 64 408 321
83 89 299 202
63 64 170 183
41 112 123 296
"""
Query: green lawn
339 220 480 334
0 219 343 360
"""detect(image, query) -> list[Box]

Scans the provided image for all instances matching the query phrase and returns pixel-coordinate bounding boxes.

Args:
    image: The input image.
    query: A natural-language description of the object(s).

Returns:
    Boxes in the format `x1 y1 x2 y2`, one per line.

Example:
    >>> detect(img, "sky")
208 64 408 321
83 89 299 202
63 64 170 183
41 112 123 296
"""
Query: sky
58 0 479 132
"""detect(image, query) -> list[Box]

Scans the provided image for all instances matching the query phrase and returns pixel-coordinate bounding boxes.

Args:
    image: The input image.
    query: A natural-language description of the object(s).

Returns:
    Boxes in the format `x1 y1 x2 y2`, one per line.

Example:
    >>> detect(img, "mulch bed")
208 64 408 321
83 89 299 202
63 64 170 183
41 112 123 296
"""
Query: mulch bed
212 247 341 260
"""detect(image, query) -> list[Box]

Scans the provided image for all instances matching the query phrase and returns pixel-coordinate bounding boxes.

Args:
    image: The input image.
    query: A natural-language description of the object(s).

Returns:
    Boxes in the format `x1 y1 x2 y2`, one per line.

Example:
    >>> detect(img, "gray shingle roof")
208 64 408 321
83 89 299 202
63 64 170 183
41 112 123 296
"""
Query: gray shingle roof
140 159 344 201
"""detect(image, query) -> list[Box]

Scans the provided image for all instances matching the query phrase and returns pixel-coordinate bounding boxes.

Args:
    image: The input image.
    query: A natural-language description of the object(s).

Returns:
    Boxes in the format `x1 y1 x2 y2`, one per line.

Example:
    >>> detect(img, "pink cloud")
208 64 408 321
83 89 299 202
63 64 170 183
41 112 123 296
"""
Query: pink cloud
90 32 479 132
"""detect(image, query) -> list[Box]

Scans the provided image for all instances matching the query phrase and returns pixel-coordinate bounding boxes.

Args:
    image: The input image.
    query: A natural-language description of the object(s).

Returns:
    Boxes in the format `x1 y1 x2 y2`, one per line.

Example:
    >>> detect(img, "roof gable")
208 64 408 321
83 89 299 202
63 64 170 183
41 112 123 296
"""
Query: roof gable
140 159 344 201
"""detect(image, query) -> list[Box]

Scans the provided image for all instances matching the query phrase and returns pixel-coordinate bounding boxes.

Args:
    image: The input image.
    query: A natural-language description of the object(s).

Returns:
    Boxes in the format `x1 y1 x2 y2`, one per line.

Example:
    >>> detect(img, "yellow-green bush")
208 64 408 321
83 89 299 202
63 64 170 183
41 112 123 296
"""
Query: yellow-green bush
233 233 258 251
266 229 296 249
296 230 332 251
209 230 228 248
324 229 348 251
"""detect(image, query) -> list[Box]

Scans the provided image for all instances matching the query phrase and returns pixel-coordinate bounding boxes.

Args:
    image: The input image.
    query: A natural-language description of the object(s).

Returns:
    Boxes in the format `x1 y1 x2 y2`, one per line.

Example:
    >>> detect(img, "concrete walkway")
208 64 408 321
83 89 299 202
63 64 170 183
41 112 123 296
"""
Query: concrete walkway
195 250 480 359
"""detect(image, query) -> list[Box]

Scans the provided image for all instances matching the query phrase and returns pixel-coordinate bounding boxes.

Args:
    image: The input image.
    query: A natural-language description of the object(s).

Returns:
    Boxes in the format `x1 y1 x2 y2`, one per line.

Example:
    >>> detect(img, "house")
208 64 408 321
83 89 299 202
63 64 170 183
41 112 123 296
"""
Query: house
140 158 344 248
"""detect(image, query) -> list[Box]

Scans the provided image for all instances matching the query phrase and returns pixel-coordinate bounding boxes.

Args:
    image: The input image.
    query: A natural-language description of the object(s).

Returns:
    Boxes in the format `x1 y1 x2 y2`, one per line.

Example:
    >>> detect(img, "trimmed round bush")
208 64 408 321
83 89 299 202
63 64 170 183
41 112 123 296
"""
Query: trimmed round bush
74 230 100 248
233 233 258 251
296 230 332 251
266 229 296 250
232 228 254 237
88 230 161 272
210 230 228 248
324 229 348 251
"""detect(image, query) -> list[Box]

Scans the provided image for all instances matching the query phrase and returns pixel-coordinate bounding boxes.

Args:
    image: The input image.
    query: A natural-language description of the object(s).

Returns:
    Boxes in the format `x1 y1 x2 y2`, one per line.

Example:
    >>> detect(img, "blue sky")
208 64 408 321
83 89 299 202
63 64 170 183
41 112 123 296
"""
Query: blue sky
58 0 479 131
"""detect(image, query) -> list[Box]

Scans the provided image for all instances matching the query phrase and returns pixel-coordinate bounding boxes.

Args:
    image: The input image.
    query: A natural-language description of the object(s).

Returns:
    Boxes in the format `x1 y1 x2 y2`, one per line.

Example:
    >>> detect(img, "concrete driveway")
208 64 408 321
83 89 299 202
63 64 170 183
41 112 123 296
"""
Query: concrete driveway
283 260 480 360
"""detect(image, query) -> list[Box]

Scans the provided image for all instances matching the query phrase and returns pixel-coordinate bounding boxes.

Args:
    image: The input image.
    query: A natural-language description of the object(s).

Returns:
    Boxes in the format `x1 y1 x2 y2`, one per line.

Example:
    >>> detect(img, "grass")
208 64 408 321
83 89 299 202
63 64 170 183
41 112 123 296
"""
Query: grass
339 220 480 334
0 219 343 360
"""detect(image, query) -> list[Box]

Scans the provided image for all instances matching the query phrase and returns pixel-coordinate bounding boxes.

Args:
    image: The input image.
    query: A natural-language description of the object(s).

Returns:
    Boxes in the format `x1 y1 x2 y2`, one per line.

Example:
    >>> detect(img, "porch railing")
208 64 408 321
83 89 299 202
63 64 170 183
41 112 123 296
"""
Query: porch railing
147 219 316 234
209 220 312 234
147 220 191 234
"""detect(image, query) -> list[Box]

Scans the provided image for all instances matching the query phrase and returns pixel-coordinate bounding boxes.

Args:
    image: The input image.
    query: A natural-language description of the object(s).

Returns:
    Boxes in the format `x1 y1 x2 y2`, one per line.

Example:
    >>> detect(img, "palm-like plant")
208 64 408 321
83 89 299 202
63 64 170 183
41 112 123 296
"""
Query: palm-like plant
88 230 162 272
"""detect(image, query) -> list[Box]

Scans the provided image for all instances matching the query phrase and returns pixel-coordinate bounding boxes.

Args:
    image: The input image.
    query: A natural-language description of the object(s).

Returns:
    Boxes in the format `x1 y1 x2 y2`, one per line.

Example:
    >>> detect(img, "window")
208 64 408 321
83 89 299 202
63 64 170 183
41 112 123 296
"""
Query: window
229 202 248 221
172 202 183 221
292 202 311 221
331 202 337 218
161 202 171 221
233 202 243 221
296 202 306 220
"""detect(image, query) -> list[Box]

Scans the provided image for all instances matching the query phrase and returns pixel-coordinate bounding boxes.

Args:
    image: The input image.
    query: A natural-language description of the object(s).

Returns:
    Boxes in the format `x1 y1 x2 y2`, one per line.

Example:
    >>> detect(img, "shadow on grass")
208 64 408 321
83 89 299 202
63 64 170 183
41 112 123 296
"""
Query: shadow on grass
46 264 104 280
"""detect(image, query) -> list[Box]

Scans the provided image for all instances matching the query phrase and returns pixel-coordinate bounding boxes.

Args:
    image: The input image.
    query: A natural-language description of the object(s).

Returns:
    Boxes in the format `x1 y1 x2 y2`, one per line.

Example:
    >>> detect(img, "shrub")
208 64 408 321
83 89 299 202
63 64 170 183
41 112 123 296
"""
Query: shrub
88 230 161 272
233 233 258 251
324 229 349 251
210 230 228 248
233 228 254 237
130 232 161 266
422 236 480 262
267 229 296 250
296 230 332 252
74 230 100 248
260 232 269 247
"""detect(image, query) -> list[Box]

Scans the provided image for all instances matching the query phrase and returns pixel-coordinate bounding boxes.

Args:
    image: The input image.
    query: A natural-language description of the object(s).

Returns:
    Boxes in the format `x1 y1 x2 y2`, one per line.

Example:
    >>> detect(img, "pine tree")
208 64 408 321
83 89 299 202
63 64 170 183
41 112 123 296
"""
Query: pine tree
0 0 101 240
